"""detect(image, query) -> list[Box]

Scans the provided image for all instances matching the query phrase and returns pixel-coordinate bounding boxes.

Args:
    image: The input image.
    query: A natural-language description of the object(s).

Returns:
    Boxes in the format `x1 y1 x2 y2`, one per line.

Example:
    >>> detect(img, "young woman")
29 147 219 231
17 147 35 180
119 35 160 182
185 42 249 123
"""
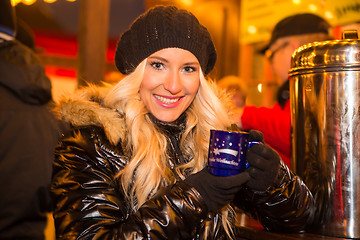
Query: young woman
51 5 314 239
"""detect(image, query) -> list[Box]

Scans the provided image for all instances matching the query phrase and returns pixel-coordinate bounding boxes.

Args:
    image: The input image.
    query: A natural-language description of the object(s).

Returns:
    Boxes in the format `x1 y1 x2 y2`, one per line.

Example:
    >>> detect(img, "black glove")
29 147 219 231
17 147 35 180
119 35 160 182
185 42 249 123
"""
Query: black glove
185 168 250 212
248 129 265 143
245 130 281 191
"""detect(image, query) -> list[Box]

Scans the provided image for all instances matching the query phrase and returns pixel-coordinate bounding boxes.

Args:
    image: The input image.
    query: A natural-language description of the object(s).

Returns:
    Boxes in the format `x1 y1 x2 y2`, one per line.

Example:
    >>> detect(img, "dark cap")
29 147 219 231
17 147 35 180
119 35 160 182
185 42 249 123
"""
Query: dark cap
260 13 330 54
115 5 217 75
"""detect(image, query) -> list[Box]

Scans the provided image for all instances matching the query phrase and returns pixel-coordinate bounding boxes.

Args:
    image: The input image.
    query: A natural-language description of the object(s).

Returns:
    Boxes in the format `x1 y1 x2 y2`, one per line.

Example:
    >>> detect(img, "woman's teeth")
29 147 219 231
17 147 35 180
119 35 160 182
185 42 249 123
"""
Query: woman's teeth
155 95 180 104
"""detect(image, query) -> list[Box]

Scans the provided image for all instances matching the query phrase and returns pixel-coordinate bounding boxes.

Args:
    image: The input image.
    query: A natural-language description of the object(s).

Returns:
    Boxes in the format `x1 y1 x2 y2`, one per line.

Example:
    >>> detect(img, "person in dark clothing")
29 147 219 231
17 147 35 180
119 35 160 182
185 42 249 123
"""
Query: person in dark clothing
50 6 315 239
238 13 333 168
0 1 63 239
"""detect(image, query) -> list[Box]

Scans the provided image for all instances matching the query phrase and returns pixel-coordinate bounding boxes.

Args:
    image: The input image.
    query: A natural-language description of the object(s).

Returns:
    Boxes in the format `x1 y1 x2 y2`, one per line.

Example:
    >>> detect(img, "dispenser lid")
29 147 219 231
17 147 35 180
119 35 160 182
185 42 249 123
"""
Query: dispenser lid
289 30 360 74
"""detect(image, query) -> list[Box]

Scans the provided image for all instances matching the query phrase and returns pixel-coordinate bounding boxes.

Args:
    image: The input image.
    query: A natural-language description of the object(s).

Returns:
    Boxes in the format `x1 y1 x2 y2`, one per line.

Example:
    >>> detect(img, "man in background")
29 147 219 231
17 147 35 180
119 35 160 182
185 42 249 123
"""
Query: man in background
237 13 333 167
0 1 63 239
217 75 248 109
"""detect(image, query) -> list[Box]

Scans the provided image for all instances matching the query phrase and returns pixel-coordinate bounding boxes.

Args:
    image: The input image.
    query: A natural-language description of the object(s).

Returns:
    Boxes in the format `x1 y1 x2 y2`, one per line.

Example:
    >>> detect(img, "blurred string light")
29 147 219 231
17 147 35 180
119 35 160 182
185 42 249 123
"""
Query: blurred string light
247 25 257 35
308 3 318 11
290 0 333 21
11 0 77 6
179 0 193 7
245 0 334 36
324 11 334 19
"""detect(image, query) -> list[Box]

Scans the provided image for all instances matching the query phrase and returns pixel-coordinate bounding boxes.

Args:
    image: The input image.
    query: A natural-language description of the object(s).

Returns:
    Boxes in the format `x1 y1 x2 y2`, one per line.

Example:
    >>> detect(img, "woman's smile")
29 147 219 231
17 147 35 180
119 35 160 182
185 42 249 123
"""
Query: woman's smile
153 94 183 106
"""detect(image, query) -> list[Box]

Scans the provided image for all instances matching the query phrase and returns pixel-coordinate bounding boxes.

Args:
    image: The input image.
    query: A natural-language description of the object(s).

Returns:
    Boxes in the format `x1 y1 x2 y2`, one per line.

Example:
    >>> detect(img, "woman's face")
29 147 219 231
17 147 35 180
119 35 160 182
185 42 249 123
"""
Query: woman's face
140 48 201 122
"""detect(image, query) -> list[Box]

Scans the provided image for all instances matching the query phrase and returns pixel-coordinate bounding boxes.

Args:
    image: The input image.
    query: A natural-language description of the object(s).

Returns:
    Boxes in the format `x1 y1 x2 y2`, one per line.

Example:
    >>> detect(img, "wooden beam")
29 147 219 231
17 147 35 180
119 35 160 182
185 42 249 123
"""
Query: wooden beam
77 0 110 87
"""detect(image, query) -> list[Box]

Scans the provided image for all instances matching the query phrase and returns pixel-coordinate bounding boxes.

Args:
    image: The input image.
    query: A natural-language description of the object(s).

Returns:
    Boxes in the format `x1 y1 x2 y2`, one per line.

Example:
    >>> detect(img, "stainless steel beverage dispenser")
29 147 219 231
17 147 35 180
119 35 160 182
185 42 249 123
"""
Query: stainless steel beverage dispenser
289 31 360 238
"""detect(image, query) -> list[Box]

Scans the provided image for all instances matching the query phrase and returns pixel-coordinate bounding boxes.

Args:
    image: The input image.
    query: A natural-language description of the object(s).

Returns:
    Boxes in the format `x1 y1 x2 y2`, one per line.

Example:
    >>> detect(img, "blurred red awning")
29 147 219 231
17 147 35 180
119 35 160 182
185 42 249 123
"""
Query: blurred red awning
33 29 117 78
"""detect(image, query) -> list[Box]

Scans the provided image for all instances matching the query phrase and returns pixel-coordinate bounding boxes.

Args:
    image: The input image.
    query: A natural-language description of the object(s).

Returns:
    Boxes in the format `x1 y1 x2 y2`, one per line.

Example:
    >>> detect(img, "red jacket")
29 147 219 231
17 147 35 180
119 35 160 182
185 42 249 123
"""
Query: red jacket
241 99 291 168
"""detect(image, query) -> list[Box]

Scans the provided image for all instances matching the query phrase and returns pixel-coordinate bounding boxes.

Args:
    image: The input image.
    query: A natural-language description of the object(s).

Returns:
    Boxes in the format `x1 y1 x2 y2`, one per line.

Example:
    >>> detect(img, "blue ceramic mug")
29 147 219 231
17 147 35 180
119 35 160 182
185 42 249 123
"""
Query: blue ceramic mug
207 129 260 176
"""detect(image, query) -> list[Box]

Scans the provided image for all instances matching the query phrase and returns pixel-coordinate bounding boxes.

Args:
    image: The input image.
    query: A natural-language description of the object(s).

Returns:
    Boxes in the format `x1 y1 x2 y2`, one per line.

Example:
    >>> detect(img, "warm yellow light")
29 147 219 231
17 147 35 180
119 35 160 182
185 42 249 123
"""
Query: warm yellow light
308 4 318 12
179 0 193 7
292 0 301 5
324 11 334 19
247 25 257 34
257 83 262 93
13 0 76 5
22 0 36 5
11 0 22 6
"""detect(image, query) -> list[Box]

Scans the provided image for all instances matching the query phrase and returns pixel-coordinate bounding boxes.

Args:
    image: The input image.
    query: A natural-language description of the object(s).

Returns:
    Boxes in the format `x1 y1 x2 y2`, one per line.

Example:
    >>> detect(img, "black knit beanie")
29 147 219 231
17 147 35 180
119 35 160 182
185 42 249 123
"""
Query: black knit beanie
115 5 217 75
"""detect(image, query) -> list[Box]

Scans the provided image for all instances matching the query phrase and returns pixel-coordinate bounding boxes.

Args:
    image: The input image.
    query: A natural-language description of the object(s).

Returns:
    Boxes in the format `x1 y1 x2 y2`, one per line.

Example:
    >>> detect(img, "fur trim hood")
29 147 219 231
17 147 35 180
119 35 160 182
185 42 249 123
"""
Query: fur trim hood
55 82 235 145
54 85 126 145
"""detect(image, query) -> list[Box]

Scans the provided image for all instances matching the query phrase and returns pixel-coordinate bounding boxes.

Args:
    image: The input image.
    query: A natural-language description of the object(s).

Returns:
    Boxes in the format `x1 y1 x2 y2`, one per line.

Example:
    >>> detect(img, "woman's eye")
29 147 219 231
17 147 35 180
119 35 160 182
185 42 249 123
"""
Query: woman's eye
150 62 164 70
183 66 196 72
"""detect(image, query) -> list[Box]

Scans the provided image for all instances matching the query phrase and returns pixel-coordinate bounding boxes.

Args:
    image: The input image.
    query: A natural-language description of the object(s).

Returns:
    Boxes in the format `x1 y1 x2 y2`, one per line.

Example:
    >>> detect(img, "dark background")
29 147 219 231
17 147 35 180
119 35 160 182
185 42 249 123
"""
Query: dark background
15 0 146 39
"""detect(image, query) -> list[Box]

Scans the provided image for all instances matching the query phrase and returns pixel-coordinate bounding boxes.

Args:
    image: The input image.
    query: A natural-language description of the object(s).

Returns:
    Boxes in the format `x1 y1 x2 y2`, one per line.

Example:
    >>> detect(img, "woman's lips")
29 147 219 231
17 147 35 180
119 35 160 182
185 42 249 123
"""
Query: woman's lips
154 94 183 107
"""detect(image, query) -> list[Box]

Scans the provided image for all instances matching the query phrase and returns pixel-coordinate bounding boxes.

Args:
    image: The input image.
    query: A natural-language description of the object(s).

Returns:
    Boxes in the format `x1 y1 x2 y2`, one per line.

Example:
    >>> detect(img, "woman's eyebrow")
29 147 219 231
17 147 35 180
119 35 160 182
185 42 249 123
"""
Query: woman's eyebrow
148 56 199 66
184 61 200 66
148 56 168 63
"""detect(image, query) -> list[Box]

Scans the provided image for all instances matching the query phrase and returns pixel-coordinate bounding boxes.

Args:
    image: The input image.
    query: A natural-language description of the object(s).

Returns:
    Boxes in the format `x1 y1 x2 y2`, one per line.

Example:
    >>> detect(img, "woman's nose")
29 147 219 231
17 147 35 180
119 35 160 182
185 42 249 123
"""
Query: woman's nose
163 70 182 94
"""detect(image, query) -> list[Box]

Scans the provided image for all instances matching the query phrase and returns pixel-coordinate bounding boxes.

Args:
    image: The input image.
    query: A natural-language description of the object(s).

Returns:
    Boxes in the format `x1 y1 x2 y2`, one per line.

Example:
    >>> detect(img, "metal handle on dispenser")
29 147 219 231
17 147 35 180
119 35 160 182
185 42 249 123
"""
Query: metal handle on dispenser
342 30 359 40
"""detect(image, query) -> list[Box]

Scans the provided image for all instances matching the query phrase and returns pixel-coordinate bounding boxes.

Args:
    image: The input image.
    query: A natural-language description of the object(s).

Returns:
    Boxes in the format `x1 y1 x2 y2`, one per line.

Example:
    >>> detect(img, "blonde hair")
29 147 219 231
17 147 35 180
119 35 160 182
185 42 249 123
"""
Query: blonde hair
103 58 235 238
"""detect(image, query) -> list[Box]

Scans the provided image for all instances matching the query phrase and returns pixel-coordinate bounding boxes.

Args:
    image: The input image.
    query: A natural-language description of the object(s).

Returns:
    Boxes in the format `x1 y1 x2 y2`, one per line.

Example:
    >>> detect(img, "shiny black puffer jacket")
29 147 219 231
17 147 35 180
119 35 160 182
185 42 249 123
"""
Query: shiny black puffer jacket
51 94 314 239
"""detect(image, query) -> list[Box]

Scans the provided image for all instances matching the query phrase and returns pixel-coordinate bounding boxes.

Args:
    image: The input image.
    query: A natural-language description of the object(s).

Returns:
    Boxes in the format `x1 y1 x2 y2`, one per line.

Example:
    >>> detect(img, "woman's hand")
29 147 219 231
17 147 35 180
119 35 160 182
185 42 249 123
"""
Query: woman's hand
185 168 250 212
245 130 281 191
